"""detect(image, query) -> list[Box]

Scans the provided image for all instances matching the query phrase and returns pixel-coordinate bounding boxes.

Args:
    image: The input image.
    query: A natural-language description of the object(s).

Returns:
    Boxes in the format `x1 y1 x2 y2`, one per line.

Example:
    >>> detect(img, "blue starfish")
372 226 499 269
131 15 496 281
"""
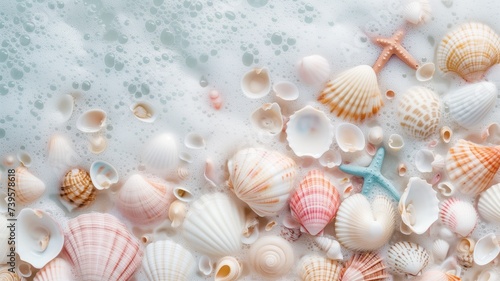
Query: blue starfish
339 147 400 201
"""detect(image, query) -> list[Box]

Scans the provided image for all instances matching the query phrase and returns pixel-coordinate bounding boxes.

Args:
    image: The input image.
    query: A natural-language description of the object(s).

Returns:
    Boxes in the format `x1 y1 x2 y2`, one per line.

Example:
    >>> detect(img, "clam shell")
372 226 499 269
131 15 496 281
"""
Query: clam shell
0 269 22 281
249 236 294 278
47 134 79 172
474 233 500 266
273 81 299 101
439 198 478 237
398 86 441 139
341 252 388 281
432 239 450 262
142 240 195 281
227 147 297 217
314 236 343 260
414 149 435 173
286 105 334 158
60 168 96 211
403 0 431 25
413 270 460 281
298 255 342 281
142 133 179 173
15 166 46 204
241 67 271 99
89 160 118 190
76 108 107 133
88 134 107 154
33 258 74 281
250 103 284 135
214 256 242 281
50 93 74 123
298 55 331 85
387 241 430 277
184 132 206 149
318 65 382 122
478 183 500 223
130 101 156 123
335 123 365 152
437 22 500 82
64 213 143 281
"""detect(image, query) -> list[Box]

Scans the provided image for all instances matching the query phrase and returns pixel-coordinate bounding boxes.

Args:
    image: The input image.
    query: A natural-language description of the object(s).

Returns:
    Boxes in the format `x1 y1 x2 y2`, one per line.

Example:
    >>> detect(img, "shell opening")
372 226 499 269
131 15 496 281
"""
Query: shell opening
216 265 231 278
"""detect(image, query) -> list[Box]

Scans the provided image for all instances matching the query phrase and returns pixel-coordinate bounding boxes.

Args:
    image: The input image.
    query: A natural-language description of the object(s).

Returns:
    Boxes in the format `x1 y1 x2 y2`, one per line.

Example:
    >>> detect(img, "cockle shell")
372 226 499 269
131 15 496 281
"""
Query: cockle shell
445 82 497 128
437 22 500 82
241 67 271 99
250 103 284 135
341 252 389 281
142 133 179 173
15 166 46 204
290 170 341 235
130 101 157 123
76 109 107 133
33 258 74 281
474 233 500 266
446 139 500 195
478 183 500 223
298 55 331 85
142 240 195 281
413 270 460 281
398 86 441 139
89 160 118 190
47 134 79 172
432 239 451 262
64 213 143 281
403 0 431 25
335 123 365 152
335 194 395 251
249 236 294 278
227 147 297 217
298 255 342 281
314 236 343 261
116 174 174 224
273 81 299 101
183 193 244 257
60 168 96 211
318 65 382 122
214 256 242 281
387 241 430 277
456 237 475 267
440 198 478 237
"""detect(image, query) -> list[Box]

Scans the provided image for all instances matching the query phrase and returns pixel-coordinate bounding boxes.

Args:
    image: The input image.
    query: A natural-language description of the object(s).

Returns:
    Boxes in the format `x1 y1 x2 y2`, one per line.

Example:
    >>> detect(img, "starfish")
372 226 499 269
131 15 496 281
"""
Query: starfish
339 147 400 201
372 29 419 74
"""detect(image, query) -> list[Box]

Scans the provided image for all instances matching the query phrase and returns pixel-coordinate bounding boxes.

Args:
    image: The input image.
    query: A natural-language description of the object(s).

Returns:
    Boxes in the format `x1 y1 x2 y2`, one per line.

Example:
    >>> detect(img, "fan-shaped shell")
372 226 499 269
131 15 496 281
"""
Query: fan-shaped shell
413 270 461 281
478 183 500 223
182 193 245 257
227 147 297 217
432 239 450 262
47 134 79 172
445 139 500 195
298 255 342 281
15 166 46 204
398 86 441 139
439 198 478 237
0 269 22 281
340 252 388 281
249 236 294 278
60 168 96 211
298 55 331 85
142 240 195 281
142 133 179 173
318 65 382 122
437 22 500 82
335 194 395 251
33 258 75 281
64 213 143 281
387 241 429 277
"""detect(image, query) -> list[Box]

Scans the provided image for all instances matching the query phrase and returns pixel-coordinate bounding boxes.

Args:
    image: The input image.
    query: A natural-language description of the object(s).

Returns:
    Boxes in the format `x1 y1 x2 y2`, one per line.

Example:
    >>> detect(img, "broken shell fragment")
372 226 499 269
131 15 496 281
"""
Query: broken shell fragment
318 149 342 168
273 81 299 101
436 181 455 197
456 237 475 268
241 67 271 99
414 149 434 173
335 123 365 153
199 255 213 276
89 160 118 190
250 103 284 135
76 109 107 133
130 101 157 123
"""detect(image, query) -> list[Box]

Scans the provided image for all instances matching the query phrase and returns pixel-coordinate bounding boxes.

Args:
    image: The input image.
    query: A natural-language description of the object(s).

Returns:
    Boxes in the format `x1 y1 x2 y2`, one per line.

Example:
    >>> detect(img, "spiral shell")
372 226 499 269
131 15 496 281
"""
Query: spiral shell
214 256 242 281
341 252 388 281
387 241 429 277
60 168 96 211
15 166 46 204
440 198 478 237
142 240 195 281
398 86 441 139
33 258 74 281
478 183 500 223
298 255 342 281
314 236 343 260
249 236 294 278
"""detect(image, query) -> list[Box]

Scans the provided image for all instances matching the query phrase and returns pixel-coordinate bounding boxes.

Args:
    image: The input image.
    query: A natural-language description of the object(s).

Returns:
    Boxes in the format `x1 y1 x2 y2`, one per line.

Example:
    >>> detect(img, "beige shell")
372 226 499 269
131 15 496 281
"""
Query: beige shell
60 168 96 211
249 236 294 278
298 255 342 281
341 252 388 281
456 237 475 268
47 134 79 172
398 86 441 139
33 258 75 281
437 22 500 82
15 166 46 204
387 241 429 277
142 240 195 281
0 269 22 281
214 256 242 281
168 200 187 228
478 183 500 223
298 55 331 85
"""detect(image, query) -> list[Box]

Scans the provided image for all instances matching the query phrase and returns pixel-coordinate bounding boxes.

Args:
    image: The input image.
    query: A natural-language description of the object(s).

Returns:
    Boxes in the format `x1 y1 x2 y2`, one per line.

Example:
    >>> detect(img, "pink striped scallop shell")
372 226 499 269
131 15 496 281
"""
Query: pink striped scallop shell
439 198 478 237
33 258 75 281
341 252 389 281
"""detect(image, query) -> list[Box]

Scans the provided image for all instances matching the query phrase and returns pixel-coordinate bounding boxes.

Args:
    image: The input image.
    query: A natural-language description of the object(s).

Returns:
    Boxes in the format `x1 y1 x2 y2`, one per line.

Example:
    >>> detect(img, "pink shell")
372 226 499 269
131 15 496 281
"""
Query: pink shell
341 252 389 281
290 170 341 235
209 90 222 110
33 258 75 281
64 213 143 281
439 198 478 237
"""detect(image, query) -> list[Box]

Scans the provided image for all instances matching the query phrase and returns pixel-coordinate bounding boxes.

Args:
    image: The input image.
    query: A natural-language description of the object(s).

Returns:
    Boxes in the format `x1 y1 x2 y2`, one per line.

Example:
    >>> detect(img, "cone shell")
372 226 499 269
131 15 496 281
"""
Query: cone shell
15 166 46 204
318 65 382 122
440 198 478 237
298 255 342 281
142 240 195 281
445 139 500 195
413 270 461 281
227 147 297 217
33 258 75 281
398 87 441 139
64 213 143 281
60 168 96 211
298 55 331 85
340 252 389 281
387 241 429 276
0 269 22 281
249 236 294 278
478 183 500 223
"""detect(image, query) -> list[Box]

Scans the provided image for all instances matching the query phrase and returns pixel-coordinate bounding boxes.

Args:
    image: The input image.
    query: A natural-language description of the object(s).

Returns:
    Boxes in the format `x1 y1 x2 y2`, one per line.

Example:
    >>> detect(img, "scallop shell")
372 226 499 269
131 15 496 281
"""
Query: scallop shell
298 255 342 281
182 193 245 257
413 270 461 281
249 236 294 278
387 241 430 277
76 109 107 133
15 166 46 204
227 147 297 217
47 134 79 172
60 168 96 211
142 240 195 281
335 194 395 251
290 170 341 235
478 183 500 223
398 86 441 139
439 198 478 237
0 269 22 281
89 160 118 190
64 213 143 281
437 22 500 82
474 233 500 266
116 174 174 224
273 81 299 101
142 133 179 173
445 139 500 195
403 0 431 25
214 256 242 281
340 252 389 281
33 258 74 281
130 101 157 123
314 236 343 260
241 67 271 99
335 123 365 152
318 65 382 122
298 55 331 85
445 81 497 128
432 239 450 262
250 103 284 135
286 105 334 158
456 237 475 267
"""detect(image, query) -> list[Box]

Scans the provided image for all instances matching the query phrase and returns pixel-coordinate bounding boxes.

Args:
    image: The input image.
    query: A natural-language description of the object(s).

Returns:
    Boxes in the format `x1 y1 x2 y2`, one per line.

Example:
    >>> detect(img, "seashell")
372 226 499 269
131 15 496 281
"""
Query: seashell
241 67 271 99
290 170 341 235
265 221 276 231
168 200 187 228
445 81 497 128
282 215 301 229
214 256 242 281
17 209 64 269
199 255 213 276
116 174 174 224
279 226 302 242
436 181 455 197
441 126 452 143
130 101 157 123
88 134 107 154
482 122 500 144
249 236 294 278
318 65 382 122
89 160 118 190
477 269 500 281
433 239 451 262
142 133 179 173
51 93 74 123
60 168 96 211
314 236 343 260
286 105 334 158
204 158 218 187
273 81 299 101
413 270 460 281
398 86 441 139
414 149 434 173
403 0 431 25
385 90 396 100
398 163 407 177
17 151 31 167
335 123 365 153
76 108 107 133
0 269 22 281
142 240 195 281
445 139 500 195
440 198 478 237
318 149 342 168
335 194 395 251
184 132 206 149
368 126 384 145
33 258 74 281
48 134 79 172
242 213 259 245
388 134 404 152
399 177 440 235
177 166 189 180
17 261 32 278
478 183 500 223
437 22 500 82
227 147 297 216
250 103 284 135
416 62 435 81
183 193 245 257
209 90 223 110
474 233 500 266
15 166 46 204
387 241 430 277
298 255 342 281
456 237 475 268
298 55 331 85
431 154 445 171
179 151 192 163
173 186 194 202
64 213 143 281
341 252 389 281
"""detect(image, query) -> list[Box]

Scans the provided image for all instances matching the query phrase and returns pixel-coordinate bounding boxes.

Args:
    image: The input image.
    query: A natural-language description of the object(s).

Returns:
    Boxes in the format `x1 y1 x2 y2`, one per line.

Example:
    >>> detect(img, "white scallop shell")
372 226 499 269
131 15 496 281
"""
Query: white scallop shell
398 86 441 139
298 255 342 281
76 109 107 133
241 67 271 99
15 167 46 204
368 126 384 145
445 81 497 128
33 258 75 281
298 55 331 85
273 81 299 101
335 123 365 153
47 134 79 172
89 160 118 190
142 133 179 173
387 241 429 277
142 240 195 281
387 134 404 152
286 105 334 158
314 236 343 260
130 101 157 123
474 233 500 266
214 256 242 281
416 62 435 81
439 198 478 237
432 239 450 262
414 149 434 173
250 103 284 135
249 236 294 278
478 183 500 223
403 0 431 25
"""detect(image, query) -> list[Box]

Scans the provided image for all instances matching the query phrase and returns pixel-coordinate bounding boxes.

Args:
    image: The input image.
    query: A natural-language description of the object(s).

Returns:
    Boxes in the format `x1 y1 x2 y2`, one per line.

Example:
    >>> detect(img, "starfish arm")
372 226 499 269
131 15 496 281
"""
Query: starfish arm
339 164 369 177
394 47 419 70
373 173 401 201
369 147 386 169
393 30 405 43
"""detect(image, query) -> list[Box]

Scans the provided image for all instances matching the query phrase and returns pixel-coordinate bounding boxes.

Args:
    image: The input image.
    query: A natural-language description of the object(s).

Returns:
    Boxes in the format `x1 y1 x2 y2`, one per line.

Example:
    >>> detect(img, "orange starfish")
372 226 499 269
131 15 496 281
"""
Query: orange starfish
372 29 419 74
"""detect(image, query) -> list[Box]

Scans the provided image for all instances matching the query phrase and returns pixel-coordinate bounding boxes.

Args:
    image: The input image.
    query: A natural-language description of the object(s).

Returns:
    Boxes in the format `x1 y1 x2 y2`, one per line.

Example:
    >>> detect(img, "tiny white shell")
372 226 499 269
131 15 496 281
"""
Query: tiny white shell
76 109 107 133
416 62 435 81
130 101 157 123
184 132 206 149
314 236 343 260
250 103 284 135
335 123 365 153
388 134 405 152
436 181 455 197
204 158 218 187
318 149 342 168
273 81 299 101
173 186 194 202
199 255 213 276
89 160 118 190
414 149 434 173
368 126 384 145
241 67 271 99
298 55 331 85
474 233 500 266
